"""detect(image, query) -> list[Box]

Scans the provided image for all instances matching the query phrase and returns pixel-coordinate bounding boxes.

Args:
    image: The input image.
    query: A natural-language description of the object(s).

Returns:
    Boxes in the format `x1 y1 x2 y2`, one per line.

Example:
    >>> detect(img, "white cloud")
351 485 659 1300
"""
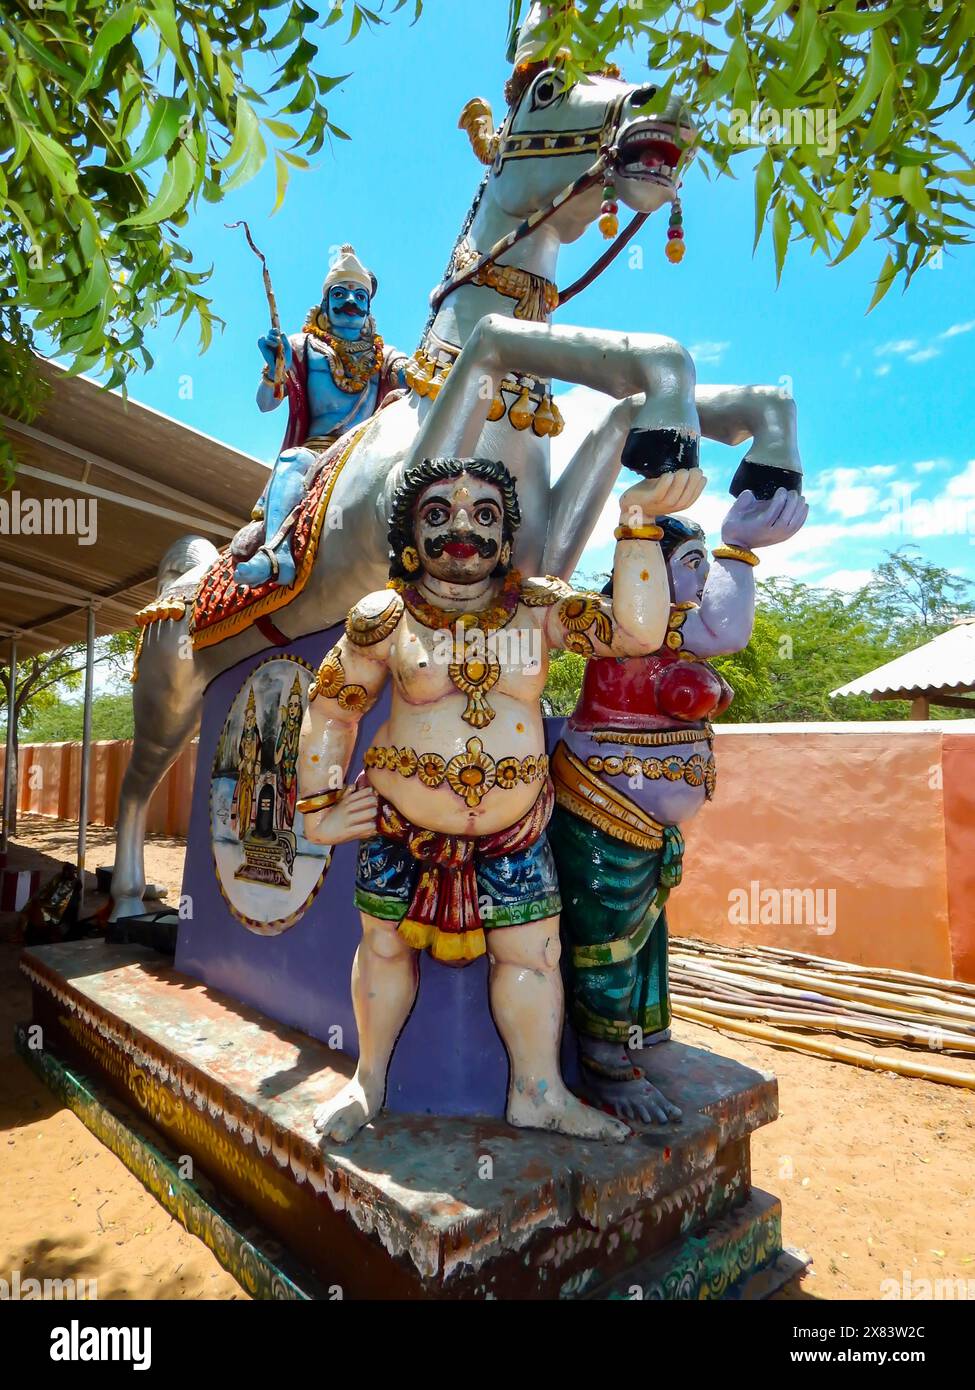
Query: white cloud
906 346 941 364
875 364 891 377
940 320 975 339
946 460 975 499
876 339 919 356
688 340 731 367
819 568 875 594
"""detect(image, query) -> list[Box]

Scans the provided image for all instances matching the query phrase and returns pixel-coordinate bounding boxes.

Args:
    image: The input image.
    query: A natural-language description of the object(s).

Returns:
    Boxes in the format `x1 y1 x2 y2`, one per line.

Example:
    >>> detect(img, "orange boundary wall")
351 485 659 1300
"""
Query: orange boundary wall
2 723 973 981
668 722 975 984
1 740 198 838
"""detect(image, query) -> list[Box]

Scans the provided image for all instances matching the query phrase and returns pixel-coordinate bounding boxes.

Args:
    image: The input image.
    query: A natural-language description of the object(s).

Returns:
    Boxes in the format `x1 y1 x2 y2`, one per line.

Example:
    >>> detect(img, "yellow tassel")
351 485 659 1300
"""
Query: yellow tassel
508 385 534 431
397 918 436 951
531 394 558 438
550 397 565 437
487 393 507 422
430 927 487 963
599 213 619 240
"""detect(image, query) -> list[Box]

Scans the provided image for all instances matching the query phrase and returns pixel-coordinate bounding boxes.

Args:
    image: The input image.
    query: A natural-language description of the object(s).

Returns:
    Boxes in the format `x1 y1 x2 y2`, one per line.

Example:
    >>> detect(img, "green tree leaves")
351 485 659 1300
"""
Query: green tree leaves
518 1 975 303
0 0 423 480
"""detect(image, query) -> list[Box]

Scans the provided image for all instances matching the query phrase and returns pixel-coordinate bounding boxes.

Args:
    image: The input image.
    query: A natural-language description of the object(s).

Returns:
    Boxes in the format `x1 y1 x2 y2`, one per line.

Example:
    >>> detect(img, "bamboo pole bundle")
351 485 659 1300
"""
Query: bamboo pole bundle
675 937 975 999
670 953 975 1028
670 975 948 1029
672 975 975 1034
670 991 975 1054
673 1003 975 1091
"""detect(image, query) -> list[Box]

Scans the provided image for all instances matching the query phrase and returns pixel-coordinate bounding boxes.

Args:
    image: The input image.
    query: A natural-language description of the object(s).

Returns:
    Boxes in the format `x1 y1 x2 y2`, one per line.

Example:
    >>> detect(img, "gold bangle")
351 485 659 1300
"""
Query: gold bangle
261 366 275 386
712 544 759 567
614 524 665 541
296 789 345 815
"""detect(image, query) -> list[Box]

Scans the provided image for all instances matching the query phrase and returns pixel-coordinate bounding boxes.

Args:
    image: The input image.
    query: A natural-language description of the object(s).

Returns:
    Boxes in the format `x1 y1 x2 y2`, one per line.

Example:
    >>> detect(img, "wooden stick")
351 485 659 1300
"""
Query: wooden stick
674 936 975 998
226 220 287 400
671 956 975 1025
673 1003 975 1090
670 992 975 1053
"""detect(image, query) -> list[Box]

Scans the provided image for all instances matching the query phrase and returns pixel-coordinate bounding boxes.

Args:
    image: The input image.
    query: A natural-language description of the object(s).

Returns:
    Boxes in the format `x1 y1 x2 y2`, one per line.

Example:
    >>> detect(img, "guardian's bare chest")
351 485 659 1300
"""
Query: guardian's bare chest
389 614 548 704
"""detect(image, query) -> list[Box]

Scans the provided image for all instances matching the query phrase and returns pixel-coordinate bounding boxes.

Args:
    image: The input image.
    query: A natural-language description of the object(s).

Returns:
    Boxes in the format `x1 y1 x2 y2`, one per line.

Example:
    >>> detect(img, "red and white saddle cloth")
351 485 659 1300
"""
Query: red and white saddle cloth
186 424 367 651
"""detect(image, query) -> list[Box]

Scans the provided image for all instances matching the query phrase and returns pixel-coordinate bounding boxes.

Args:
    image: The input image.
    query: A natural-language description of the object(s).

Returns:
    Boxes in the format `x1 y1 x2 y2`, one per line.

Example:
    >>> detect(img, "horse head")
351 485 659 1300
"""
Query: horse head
460 12 696 247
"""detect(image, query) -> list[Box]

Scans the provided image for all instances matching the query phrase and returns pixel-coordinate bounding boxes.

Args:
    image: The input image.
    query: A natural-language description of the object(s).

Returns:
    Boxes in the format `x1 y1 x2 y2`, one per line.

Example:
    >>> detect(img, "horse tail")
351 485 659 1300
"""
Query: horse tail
156 535 219 595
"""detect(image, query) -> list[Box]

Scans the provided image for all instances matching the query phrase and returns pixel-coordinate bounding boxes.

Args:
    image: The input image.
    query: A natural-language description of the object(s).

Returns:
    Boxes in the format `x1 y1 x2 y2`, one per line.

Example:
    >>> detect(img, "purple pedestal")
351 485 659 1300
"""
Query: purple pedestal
176 626 529 1118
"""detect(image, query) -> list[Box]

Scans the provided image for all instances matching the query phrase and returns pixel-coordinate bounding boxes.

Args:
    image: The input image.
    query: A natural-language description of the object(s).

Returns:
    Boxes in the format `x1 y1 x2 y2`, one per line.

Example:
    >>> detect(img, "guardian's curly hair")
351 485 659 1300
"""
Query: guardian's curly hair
387 457 522 581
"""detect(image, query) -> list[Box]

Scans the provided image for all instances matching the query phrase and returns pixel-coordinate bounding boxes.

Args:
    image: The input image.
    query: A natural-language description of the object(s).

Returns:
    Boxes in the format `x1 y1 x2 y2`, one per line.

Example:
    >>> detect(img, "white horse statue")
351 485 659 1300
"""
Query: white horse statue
111 9 801 918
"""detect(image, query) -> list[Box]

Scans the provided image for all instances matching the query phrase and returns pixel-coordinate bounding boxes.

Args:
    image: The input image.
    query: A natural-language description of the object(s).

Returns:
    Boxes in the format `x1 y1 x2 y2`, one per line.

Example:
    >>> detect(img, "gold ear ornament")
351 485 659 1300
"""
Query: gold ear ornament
459 97 500 166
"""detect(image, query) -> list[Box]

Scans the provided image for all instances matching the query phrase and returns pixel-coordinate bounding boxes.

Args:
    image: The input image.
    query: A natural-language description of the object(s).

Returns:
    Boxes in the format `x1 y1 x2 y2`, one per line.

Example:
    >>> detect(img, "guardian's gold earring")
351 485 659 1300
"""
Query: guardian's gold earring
402 546 421 574
499 541 511 568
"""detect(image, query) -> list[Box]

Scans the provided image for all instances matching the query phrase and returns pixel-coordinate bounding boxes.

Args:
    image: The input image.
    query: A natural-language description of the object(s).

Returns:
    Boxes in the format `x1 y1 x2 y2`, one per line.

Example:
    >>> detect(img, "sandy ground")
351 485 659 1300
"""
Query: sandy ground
1 814 973 1302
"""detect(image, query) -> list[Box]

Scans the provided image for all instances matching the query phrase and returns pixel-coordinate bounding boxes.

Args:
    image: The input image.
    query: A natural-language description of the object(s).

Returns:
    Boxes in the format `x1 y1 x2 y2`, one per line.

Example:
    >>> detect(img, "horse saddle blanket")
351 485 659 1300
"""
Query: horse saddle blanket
188 425 365 651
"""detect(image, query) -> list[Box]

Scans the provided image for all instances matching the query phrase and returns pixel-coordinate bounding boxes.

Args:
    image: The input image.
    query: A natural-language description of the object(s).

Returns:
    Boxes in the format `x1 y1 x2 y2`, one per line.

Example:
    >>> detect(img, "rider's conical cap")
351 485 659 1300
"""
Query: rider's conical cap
322 244 377 299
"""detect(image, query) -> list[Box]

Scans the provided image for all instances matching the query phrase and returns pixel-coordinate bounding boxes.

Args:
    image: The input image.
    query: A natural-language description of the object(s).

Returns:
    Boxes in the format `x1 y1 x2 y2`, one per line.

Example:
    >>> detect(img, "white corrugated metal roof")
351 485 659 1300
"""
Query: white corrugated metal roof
830 619 975 699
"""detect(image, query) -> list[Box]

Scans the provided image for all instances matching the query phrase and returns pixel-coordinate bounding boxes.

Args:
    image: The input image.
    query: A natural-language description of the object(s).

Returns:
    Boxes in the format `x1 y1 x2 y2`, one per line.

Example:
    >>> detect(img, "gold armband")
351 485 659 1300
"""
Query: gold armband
614 524 665 541
260 366 275 386
712 544 759 567
296 788 345 815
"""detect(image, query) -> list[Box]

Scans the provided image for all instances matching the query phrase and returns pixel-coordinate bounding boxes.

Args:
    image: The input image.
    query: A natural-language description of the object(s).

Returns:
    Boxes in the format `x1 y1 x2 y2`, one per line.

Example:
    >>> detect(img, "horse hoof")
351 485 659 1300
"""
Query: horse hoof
729 457 802 500
620 427 700 480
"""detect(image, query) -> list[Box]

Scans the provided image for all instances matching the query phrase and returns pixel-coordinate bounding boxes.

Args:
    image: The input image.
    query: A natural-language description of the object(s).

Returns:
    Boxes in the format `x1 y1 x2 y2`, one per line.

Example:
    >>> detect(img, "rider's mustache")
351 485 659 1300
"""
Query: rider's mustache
336 303 366 317
423 530 499 560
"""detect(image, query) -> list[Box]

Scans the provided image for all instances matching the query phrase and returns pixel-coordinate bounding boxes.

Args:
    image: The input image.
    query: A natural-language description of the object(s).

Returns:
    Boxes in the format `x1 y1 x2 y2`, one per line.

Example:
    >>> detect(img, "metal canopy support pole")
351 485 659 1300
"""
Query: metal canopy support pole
1 635 17 863
77 604 96 878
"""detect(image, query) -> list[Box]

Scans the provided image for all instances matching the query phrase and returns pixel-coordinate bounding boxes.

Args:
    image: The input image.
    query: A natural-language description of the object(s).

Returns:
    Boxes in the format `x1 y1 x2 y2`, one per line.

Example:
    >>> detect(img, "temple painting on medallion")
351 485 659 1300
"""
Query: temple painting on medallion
210 657 330 934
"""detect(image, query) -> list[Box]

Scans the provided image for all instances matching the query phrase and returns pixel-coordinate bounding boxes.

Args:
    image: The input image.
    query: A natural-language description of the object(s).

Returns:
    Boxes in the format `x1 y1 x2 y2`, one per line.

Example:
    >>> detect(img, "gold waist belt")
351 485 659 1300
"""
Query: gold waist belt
582 750 716 798
551 742 666 852
365 739 549 810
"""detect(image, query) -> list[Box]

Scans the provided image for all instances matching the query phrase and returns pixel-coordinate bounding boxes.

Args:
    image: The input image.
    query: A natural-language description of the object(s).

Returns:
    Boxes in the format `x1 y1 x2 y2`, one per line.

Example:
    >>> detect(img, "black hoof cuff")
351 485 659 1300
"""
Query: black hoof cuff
730 458 802 500
621 428 700 480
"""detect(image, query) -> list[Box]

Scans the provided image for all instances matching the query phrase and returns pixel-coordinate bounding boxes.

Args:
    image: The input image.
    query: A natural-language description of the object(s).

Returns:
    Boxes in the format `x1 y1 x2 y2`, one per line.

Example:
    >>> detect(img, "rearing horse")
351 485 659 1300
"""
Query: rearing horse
111 40 801 919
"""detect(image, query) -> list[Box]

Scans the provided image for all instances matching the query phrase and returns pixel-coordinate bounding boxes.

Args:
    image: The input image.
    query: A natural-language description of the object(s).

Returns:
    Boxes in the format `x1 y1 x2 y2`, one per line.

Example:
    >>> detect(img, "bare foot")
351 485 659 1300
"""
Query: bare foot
507 1077 630 1143
313 1075 383 1145
581 1069 682 1126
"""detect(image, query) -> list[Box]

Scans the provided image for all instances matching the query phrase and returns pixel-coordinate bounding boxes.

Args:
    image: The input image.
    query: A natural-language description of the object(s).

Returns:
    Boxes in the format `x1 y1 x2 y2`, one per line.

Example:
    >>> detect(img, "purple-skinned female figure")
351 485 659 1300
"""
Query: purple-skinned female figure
548 486 808 1125
233 246 409 589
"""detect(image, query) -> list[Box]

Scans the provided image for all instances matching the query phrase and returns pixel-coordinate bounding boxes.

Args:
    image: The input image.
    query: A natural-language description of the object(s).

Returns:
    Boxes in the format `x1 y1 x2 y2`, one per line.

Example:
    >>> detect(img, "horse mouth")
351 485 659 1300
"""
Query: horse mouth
614 124 692 188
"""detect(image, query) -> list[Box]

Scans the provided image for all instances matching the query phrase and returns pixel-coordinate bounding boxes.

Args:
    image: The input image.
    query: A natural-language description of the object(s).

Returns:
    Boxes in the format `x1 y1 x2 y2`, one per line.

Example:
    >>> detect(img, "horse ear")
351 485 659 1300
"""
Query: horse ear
459 98 499 166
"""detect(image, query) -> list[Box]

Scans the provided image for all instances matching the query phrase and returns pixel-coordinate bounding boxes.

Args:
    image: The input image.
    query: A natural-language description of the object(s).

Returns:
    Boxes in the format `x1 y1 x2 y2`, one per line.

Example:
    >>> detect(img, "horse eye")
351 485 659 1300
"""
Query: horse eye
532 77 561 109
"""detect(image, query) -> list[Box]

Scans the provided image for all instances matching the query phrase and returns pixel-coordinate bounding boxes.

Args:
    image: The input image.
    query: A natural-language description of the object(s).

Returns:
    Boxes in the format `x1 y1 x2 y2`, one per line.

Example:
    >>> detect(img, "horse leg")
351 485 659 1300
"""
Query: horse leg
111 619 204 920
542 395 643 577
410 314 699 465
694 384 802 497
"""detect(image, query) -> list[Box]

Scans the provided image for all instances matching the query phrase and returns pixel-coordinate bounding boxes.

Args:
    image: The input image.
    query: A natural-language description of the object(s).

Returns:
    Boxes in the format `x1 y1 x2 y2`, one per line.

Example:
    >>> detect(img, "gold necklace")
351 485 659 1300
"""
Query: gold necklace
390 573 522 728
302 314 384 394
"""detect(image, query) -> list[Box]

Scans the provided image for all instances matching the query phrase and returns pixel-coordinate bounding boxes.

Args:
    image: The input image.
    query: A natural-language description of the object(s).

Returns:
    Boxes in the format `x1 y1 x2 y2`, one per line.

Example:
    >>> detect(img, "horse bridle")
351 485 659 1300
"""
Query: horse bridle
430 90 650 317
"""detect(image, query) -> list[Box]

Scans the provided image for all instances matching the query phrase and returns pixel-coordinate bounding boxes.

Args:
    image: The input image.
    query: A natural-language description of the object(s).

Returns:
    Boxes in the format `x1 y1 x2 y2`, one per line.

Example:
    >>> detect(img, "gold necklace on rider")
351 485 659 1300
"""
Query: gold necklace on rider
303 314 384 394
390 571 522 729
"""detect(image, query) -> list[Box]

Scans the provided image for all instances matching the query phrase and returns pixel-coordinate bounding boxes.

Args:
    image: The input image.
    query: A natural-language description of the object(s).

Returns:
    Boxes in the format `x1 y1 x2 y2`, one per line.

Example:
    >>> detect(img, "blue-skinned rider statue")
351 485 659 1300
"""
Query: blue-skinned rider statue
548 486 808 1127
233 245 409 589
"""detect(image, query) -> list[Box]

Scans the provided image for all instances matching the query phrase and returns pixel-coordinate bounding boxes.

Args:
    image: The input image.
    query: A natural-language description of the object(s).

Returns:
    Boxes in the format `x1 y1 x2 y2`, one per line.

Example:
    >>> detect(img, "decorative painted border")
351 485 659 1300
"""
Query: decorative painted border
599 1195 784 1302
21 952 785 1295
14 1024 314 1301
210 654 331 935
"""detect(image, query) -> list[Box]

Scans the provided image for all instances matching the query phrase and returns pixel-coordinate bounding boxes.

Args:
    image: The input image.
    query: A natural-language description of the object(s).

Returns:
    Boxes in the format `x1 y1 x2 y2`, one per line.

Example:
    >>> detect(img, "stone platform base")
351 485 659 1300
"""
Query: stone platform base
20 940 789 1300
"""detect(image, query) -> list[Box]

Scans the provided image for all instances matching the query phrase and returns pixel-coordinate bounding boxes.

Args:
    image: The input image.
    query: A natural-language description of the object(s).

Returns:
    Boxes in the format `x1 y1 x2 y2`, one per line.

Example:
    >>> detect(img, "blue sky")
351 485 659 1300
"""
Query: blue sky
120 0 975 599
